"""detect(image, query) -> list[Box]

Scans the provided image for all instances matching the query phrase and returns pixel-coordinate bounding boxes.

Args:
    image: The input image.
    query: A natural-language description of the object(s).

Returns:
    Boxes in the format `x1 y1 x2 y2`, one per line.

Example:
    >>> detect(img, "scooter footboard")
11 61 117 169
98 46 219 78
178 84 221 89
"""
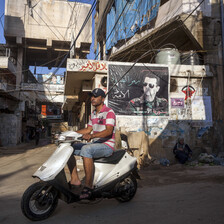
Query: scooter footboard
33 143 74 181
93 152 137 187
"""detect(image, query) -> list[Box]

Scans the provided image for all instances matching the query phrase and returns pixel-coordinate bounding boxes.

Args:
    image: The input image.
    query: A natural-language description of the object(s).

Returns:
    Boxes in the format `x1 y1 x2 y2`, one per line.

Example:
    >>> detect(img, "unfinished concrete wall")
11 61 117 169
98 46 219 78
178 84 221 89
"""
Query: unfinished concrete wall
0 114 18 146
203 0 224 154
4 0 92 46
95 0 110 39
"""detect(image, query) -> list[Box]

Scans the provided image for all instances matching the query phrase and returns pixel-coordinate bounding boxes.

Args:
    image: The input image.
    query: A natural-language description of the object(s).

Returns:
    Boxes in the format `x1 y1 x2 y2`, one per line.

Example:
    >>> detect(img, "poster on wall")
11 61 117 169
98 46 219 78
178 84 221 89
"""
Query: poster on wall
36 74 64 84
191 96 213 127
108 64 169 116
171 98 185 108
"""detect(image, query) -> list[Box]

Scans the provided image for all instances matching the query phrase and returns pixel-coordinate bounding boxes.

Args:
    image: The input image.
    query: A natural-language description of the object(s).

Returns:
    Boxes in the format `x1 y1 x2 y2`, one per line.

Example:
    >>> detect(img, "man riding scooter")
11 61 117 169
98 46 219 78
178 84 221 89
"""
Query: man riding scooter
21 89 139 221
69 88 116 200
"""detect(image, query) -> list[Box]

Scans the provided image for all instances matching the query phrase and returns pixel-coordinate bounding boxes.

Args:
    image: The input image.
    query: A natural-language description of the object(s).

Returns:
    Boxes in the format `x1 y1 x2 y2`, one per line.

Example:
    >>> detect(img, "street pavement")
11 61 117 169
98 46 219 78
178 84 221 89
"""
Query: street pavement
0 139 224 224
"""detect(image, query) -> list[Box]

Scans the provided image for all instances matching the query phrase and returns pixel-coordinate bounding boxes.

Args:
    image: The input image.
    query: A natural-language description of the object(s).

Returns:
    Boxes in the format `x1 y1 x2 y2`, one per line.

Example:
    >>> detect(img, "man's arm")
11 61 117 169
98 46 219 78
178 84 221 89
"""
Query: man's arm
83 125 114 141
77 126 93 135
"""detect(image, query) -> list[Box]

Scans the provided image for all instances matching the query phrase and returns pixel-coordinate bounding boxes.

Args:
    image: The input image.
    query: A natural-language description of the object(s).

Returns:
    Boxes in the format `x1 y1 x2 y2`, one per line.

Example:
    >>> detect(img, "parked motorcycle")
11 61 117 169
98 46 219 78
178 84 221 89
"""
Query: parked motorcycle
21 131 139 221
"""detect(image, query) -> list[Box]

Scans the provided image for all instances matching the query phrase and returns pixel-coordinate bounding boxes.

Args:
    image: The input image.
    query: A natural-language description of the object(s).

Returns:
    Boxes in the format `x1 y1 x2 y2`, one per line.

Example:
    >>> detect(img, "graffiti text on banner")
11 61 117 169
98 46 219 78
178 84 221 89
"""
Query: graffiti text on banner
68 60 107 72
80 61 107 72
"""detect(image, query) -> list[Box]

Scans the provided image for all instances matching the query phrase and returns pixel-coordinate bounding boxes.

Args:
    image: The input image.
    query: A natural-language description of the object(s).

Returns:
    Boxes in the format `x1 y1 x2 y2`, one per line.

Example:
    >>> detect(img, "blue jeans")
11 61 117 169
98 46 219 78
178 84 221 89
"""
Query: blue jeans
72 142 113 159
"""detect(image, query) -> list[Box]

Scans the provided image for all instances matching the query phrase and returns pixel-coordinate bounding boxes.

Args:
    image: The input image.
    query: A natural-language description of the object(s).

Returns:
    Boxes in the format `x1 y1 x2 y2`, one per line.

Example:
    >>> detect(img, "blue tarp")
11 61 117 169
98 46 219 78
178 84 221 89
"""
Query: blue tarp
106 6 116 53
106 0 161 52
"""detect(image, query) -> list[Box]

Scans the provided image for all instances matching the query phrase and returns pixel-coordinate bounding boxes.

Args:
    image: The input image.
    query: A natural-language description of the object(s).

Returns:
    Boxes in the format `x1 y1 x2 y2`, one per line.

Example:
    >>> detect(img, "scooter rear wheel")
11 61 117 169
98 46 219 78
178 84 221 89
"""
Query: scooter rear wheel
21 181 58 221
115 175 137 202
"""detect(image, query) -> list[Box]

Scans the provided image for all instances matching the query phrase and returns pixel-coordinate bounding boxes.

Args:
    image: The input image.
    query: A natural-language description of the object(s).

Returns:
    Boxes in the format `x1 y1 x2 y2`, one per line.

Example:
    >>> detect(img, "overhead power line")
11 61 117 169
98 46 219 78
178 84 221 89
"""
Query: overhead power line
52 0 97 76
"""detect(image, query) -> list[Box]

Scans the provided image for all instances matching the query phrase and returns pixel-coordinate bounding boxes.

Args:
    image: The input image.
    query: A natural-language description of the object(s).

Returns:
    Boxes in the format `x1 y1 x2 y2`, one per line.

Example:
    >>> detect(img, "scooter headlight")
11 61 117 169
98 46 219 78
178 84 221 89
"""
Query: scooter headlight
65 136 75 141
58 135 66 141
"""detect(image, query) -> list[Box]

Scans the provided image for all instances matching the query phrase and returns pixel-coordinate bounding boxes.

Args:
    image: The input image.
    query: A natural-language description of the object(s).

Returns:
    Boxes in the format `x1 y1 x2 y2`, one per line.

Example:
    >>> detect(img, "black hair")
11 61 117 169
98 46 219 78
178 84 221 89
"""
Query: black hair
142 71 160 86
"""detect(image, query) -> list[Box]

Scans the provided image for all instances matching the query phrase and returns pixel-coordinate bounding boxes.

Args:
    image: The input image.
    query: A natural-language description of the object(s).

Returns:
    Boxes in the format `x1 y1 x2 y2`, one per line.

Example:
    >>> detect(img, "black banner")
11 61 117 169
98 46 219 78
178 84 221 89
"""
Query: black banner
108 64 169 116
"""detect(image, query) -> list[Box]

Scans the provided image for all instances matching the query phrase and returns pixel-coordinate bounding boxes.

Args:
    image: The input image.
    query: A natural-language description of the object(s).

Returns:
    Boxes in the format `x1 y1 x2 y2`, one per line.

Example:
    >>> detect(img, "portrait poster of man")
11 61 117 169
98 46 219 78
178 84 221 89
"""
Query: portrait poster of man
108 64 169 116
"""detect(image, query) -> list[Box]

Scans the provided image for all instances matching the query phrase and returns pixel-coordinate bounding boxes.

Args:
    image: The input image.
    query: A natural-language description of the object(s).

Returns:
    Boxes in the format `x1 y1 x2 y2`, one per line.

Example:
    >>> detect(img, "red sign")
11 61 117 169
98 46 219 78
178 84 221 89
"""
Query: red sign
41 105 47 116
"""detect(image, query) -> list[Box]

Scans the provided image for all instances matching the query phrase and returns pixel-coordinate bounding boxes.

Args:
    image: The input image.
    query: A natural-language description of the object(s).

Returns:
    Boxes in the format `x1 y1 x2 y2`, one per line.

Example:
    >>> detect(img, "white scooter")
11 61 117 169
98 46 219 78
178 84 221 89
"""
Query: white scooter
21 131 139 221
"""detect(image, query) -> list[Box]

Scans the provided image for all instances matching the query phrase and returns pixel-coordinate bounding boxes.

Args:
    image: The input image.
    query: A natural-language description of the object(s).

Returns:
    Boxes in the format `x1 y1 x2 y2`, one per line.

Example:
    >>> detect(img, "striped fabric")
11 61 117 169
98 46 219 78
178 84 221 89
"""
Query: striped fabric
88 105 116 150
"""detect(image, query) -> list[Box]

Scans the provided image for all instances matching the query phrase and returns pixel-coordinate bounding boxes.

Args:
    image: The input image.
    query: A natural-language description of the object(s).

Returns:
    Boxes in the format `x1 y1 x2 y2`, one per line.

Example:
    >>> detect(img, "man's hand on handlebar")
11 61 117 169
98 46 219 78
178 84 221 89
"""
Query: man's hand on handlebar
82 133 93 142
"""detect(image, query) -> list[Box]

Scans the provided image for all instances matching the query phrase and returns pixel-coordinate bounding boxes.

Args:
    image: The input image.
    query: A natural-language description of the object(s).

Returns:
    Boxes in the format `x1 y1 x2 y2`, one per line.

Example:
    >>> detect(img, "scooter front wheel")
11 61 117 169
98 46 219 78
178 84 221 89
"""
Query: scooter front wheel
115 175 137 202
21 181 58 221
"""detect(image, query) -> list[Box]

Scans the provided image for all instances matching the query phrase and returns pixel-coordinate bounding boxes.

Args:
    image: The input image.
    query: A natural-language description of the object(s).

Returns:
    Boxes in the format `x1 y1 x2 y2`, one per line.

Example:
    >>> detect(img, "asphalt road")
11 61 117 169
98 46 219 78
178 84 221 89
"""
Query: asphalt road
0 140 224 224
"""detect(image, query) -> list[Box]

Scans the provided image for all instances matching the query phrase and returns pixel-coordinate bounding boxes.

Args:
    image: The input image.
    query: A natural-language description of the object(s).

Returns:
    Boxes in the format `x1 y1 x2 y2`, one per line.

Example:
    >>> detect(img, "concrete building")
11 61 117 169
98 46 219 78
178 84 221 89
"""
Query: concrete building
95 0 224 156
0 44 21 146
63 59 214 164
0 0 92 146
63 0 224 163
21 73 65 137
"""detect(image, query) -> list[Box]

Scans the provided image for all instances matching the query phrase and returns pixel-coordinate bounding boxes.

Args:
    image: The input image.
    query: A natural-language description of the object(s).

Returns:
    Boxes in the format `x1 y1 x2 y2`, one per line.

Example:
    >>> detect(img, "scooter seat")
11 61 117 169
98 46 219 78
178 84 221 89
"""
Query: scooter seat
94 150 126 164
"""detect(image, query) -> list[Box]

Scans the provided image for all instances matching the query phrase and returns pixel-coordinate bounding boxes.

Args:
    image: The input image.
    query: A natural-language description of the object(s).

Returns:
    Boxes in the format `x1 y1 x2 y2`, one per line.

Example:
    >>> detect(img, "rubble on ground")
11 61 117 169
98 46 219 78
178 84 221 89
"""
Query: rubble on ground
198 153 215 163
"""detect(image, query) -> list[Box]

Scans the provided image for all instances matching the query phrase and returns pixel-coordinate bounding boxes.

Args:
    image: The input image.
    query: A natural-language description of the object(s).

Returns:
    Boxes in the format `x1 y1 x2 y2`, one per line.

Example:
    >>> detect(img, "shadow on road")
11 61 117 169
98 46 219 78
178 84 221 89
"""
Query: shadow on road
0 165 35 181
0 138 53 156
